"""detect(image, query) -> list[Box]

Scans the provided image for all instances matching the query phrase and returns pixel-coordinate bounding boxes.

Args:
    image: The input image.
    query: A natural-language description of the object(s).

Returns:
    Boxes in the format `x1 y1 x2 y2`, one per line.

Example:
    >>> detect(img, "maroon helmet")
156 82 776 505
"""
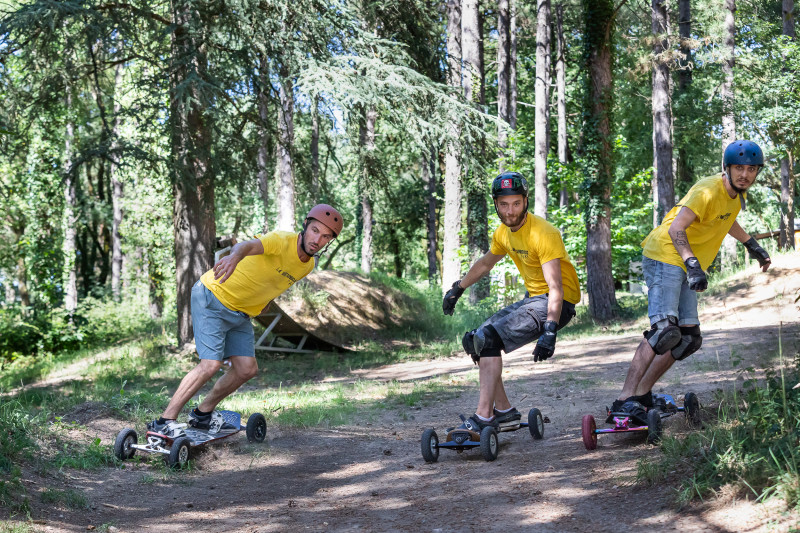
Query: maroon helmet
306 204 343 237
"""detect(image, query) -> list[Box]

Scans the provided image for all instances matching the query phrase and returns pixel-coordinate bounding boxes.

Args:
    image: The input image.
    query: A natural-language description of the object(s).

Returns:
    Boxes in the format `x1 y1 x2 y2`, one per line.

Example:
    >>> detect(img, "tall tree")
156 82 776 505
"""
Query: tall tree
555 3 569 209
509 1 518 130
462 0 489 303
359 106 377 274
256 55 272 233
276 63 296 232
534 0 551 218
171 1 216 346
311 95 321 204
721 0 736 146
582 0 621 321
676 0 693 189
110 59 124 302
651 0 675 226
63 85 78 314
779 0 796 250
497 0 511 159
442 0 463 291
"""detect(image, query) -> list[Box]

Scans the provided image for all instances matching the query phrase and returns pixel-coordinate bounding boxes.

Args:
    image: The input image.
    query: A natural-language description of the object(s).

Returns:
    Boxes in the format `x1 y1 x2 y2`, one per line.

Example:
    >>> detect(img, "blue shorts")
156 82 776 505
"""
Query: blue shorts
191 281 255 360
480 294 576 353
642 256 699 327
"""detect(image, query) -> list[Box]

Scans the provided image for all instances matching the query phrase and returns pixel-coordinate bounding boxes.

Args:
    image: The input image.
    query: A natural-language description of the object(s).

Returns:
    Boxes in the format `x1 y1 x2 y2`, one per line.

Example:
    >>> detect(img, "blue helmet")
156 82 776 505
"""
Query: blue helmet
723 140 764 168
491 172 529 199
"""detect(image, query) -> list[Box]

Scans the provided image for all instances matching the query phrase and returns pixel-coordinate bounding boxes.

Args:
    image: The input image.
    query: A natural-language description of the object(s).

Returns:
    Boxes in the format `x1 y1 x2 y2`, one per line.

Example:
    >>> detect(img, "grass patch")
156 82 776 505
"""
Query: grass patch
637 341 800 508
40 487 89 509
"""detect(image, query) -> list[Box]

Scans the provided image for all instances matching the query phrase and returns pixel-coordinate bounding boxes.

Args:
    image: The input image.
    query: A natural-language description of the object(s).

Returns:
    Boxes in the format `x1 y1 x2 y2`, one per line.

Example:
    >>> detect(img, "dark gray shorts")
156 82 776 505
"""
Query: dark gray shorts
478 294 576 353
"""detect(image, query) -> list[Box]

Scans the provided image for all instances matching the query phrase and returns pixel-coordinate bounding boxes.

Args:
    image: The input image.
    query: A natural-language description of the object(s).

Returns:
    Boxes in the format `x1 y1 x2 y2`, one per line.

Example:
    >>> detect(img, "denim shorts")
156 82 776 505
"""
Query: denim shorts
480 294 576 353
191 281 255 360
642 256 699 327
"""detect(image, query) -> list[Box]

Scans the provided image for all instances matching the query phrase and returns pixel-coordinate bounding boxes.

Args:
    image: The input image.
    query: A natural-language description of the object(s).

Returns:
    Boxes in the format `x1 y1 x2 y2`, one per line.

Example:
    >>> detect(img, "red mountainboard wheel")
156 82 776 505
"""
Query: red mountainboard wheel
582 414 597 450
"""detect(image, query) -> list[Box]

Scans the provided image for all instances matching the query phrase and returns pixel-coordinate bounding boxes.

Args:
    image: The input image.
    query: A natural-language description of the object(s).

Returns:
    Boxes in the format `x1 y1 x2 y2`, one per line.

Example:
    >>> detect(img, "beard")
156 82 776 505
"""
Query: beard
500 210 527 228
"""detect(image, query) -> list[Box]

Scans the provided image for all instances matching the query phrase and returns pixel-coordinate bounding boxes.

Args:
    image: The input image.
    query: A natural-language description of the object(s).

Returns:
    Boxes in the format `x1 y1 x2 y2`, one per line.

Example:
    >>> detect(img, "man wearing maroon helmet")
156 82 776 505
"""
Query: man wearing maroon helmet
148 204 344 436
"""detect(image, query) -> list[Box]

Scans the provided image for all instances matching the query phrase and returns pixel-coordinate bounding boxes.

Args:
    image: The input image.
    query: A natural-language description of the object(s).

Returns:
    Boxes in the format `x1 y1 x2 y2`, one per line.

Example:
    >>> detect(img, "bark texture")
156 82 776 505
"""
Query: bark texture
442 0 462 292
276 66 296 232
534 0 551 218
652 0 675 226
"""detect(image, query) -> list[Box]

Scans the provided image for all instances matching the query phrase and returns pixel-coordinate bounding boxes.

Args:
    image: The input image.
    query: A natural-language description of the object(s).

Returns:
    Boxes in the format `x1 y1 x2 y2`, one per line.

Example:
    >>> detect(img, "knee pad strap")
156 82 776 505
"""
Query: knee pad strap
672 325 702 361
644 317 681 355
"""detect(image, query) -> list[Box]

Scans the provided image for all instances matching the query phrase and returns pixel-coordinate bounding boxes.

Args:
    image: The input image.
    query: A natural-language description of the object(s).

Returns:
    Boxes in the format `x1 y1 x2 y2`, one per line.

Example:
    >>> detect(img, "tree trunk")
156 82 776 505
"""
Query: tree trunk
780 152 796 250
463 0 490 303
721 0 736 147
311 95 320 204
256 55 271 233
276 65 296 232
582 0 619 321
63 87 78 314
779 0 796 250
359 106 377 274
423 148 439 282
148 251 164 320
676 0 693 189
534 0 552 218
497 0 510 156
652 0 675 227
442 0 462 292
556 4 568 210
171 1 216 346
110 59 124 301
510 0 518 130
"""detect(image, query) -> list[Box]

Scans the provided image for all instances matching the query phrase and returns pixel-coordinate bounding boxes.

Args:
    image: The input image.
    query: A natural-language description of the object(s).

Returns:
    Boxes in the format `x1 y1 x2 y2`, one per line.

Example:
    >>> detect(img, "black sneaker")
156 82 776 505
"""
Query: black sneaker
188 409 237 434
456 414 499 433
630 391 654 409
493 407 522 430
618 401 649 426
146 419 187 438
605 399 627 423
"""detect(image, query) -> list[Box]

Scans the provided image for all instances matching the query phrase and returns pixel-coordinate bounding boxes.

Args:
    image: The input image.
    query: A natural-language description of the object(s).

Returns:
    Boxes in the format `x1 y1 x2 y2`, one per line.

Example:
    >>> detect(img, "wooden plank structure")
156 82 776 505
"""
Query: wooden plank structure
214 244 348 354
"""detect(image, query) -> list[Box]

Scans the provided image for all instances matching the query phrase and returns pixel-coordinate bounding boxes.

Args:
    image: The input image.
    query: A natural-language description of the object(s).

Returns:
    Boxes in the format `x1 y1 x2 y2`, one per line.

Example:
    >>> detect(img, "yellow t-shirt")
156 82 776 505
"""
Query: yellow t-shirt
641 174 742 271
489 214 581 305
200 231 314 317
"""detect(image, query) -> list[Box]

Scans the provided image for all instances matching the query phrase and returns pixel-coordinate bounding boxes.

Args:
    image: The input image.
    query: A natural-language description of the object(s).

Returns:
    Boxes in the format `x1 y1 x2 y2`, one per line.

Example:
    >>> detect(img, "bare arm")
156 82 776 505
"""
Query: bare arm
667 207 699 261
727 220 750 243
212 238 265 283
458 252 505 289
540 258 564 322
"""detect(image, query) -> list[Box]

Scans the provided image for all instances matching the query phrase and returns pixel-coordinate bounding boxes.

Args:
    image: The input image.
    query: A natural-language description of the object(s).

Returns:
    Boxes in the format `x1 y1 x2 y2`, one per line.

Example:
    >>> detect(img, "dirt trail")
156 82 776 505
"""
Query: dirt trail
9 255 800 532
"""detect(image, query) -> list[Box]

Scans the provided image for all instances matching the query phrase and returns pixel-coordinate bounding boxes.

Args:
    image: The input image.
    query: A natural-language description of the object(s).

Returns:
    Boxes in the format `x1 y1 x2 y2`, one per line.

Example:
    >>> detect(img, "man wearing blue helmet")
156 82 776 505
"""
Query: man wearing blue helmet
606 140 772 421
441 172 581 432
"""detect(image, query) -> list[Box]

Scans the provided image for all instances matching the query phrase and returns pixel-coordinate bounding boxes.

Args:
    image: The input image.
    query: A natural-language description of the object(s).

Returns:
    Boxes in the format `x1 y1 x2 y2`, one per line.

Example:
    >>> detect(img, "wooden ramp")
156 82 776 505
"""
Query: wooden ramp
253 301 348 354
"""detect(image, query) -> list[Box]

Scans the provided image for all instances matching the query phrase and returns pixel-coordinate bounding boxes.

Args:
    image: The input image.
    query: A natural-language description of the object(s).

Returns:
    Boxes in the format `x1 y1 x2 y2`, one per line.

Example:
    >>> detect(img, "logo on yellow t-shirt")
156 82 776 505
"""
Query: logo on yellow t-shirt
717 213 732 221
511 247 528 257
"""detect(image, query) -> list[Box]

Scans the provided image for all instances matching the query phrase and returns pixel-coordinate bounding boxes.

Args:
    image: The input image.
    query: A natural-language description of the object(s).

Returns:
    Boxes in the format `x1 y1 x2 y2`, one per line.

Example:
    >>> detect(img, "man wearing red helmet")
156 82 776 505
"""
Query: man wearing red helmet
442 172 580 433
148 204 344 437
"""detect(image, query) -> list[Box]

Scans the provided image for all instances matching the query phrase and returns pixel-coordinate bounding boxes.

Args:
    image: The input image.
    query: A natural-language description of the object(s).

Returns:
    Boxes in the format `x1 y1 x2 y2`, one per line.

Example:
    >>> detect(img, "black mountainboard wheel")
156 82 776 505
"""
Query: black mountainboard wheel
246 413 267 443
479 426 499 461
167 436 191 469
113 428 138 461
420 428 439 463
684 392 701 428
646 409 662 444
528 408 544 440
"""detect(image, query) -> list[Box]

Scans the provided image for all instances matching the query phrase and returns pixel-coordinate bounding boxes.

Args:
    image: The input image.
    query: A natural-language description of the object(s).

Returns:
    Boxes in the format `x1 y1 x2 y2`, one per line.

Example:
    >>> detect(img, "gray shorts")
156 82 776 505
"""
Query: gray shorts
479 294 576 354
191 281 255 361
642 256 699 327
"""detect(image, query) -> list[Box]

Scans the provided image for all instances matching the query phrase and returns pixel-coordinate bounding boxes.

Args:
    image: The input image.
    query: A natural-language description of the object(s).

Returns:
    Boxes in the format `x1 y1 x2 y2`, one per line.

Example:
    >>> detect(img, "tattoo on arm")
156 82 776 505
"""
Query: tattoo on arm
675 231 688 247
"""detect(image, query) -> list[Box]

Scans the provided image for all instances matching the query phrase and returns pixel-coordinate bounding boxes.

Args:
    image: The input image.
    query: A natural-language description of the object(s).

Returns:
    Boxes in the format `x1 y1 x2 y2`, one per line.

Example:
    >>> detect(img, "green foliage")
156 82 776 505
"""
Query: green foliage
638 351 800 507
40 488 89 510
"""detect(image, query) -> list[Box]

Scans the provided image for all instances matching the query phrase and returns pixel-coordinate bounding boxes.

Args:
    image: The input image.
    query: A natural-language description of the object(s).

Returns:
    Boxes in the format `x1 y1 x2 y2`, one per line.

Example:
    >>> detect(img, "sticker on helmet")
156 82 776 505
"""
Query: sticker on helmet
501 179 512 188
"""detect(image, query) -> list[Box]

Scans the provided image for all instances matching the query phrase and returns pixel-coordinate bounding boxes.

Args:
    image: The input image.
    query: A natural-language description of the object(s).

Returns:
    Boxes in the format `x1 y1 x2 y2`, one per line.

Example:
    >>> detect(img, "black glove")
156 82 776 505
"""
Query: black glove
684 257 708 291
442 280 465 316
743 237 771 269
533 320 558 362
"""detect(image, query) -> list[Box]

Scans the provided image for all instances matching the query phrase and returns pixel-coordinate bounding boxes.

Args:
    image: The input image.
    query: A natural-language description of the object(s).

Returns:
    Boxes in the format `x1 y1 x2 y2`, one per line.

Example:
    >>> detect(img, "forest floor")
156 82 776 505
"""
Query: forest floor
5 254 800 533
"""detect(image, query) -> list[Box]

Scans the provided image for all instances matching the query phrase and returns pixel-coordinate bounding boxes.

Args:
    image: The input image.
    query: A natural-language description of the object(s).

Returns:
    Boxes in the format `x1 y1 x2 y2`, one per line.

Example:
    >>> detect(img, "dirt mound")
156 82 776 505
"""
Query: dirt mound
274 271 425 349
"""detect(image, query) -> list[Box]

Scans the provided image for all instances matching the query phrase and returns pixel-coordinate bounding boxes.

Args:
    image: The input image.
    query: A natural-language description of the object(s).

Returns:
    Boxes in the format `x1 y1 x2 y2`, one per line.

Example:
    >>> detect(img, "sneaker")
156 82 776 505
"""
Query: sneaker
146 418 187 438
493 407 522 430
188 409 237 434
630 391 654 409
456 413 499 433
618 401 649 425
605 399 627 423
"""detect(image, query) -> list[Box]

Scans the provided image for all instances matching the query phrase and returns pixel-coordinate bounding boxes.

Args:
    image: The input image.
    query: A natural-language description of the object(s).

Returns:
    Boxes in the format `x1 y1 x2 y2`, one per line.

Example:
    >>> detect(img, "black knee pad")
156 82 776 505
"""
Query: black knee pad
462 330 480 364
672 325 702 361
474 324 504 358
643 316 681 355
